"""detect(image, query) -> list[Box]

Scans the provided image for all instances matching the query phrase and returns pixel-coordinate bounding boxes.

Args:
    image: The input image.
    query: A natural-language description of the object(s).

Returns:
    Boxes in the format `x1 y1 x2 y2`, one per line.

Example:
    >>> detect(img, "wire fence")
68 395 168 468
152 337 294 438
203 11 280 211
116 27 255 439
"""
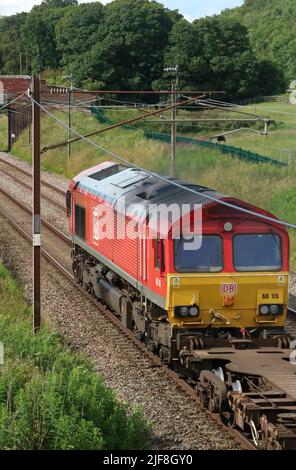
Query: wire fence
236 95 290 106
91 105 287 167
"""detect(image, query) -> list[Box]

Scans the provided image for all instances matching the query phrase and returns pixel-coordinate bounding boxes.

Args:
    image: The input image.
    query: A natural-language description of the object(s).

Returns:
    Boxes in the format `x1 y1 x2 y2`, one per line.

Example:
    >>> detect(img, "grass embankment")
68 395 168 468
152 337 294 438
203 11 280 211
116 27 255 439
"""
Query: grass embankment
227 101 296 163
11 101 296 269
0 115 8 151
0 264 151 450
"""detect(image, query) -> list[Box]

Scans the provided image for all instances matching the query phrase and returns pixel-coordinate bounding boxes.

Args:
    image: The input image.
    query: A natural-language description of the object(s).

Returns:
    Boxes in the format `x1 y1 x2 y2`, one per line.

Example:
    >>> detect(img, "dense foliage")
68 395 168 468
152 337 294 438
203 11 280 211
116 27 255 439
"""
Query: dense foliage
0 0 288 97
222 0 296 83
0 264 151 450
163 16 284 98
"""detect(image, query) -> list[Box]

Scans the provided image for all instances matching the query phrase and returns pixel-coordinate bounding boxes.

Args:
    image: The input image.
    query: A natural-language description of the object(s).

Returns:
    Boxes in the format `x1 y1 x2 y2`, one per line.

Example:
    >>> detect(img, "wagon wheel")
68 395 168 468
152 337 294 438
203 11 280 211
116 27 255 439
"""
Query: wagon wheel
222 379 243 428
198 370 227 413
73 260 83 285
159 346 170 365
197 386 210 409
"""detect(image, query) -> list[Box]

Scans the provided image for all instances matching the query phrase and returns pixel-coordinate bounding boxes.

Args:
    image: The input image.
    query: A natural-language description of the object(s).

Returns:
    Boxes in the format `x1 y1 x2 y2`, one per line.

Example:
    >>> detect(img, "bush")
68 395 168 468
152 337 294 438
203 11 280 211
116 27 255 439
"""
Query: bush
0 265 151 450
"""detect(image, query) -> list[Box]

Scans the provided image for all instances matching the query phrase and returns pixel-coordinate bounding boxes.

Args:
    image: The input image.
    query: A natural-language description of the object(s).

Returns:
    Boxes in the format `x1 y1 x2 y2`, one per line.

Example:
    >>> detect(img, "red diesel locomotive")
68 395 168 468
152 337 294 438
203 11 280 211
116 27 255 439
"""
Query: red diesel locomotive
66 162 296 449
66 161 290 362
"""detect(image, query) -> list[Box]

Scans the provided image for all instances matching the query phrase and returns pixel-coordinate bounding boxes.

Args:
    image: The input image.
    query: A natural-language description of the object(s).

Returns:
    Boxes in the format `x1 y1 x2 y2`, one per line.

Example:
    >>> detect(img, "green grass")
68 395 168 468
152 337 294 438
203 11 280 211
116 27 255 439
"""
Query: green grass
226 101 296 163
0 115 8 151
0 264 151 450
11 101 296 269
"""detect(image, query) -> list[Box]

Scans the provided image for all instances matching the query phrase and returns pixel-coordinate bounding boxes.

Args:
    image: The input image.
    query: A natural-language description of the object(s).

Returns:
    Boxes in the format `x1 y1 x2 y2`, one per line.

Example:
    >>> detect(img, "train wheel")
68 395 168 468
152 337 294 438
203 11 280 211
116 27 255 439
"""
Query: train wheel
159 346 170 365
198 370 227 413
147 341 156 353
73 261 83 285
222 380 242 428
198 387 210 409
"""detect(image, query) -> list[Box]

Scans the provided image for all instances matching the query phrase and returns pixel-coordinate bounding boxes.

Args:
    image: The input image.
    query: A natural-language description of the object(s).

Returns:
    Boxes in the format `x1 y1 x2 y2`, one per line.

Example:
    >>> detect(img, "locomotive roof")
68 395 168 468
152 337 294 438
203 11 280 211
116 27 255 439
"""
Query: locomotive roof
74 162 226 210
72 162 284 235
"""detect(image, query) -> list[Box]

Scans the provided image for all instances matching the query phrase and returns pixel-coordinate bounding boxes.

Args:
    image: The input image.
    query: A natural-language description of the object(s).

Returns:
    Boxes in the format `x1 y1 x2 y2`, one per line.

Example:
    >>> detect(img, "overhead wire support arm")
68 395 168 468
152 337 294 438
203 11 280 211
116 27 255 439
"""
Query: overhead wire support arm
143 118 261 123
68 88 225 96
27 92 296 231
192 99 261 119
41 94 205 154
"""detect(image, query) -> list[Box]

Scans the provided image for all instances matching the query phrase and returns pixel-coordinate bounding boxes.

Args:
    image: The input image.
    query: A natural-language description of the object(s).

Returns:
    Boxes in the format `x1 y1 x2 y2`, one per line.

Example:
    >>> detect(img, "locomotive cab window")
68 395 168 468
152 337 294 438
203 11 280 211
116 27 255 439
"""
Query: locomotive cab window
75 204 86 241
233 234 282 272
174 235 223 273
66 190 71 216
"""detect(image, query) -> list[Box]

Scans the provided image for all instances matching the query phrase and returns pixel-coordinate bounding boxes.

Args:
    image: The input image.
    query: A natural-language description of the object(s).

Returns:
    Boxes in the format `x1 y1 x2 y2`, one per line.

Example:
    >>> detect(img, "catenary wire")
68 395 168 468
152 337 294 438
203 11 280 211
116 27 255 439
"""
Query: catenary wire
27 92 296 230
0 93 27 111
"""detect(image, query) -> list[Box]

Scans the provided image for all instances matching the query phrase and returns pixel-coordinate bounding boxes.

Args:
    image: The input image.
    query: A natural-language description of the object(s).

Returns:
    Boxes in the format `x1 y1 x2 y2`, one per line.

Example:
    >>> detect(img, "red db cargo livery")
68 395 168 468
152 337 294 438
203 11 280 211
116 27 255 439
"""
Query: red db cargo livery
66 162 296 450
67 161 289 360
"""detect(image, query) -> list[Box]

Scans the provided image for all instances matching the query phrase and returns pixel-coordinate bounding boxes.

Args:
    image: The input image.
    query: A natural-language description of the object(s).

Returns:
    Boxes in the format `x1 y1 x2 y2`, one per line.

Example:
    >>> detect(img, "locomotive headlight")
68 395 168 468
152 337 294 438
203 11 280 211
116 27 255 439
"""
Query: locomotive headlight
189 306 199 317
224 222 233 232
180 307 189 317
269 304 279 315
260 305 269 315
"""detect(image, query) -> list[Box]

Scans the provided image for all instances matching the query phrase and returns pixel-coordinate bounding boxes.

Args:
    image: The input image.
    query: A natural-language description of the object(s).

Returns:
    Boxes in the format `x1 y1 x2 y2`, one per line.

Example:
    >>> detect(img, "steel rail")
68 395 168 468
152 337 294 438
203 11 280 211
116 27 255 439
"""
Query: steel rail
0 154 65 196
0 167 66 213
1 154 295 314
289 306 296 315
0 186 70 245
1 154 295 316
0 186 255 451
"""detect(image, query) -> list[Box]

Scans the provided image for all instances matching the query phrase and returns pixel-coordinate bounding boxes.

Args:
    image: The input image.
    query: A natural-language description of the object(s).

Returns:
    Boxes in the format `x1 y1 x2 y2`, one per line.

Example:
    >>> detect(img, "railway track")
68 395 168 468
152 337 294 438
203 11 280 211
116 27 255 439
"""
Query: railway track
289 306 296 315
0 156 65 213
0 154 65 196
1 153 295 314
0 153 295 450
0 181 255 450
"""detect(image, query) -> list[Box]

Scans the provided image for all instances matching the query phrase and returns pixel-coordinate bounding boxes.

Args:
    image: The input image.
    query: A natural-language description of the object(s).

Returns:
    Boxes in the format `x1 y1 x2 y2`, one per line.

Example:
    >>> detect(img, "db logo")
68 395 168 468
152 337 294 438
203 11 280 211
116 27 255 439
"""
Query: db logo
220 283 237 295
290 340 296 365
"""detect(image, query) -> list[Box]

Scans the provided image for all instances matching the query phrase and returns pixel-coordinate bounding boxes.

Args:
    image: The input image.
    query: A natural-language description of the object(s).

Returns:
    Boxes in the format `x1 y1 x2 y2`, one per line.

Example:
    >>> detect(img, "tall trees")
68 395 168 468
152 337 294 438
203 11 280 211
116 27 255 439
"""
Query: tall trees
42 0 77 6
75 0 175 90
55 2 105 82
22 1 76 72
165 16 285 98
0 0 287 97
222 0 296 82
0 13 27 74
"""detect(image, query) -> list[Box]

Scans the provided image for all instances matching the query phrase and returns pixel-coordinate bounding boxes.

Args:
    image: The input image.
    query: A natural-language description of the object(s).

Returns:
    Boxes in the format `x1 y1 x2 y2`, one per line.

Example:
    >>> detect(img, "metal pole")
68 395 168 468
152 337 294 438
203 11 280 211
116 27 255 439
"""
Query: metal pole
68 87 71 169
171 82 176 177
7 105 11 152
32 74 41 333
41 94 200 154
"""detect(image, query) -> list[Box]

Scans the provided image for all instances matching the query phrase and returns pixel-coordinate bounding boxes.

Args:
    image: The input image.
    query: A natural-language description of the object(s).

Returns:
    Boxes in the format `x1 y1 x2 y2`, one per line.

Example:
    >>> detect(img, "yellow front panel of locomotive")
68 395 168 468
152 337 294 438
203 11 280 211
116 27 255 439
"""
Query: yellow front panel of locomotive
166 272 289 328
